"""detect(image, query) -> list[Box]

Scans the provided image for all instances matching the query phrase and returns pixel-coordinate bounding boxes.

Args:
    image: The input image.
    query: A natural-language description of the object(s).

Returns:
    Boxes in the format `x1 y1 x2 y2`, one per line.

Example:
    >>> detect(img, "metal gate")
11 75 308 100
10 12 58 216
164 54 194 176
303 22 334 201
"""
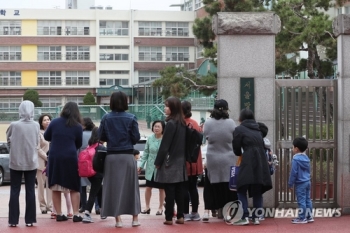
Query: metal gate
275 79 337 208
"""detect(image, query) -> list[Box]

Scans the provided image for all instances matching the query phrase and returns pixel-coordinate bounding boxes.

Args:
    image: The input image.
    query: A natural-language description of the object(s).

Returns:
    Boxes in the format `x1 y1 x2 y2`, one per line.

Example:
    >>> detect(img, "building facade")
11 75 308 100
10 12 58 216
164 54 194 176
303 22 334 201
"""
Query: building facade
0 7 196 108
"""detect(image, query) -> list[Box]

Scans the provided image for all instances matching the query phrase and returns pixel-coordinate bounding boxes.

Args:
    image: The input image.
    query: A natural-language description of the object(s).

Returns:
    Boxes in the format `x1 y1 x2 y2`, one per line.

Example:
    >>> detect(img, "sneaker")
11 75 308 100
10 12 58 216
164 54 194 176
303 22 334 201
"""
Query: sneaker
73 215 83 222
306 217 314 223
56 214 68 222
95 209 100 215
51 213 57 219
202 213 209 222
253 219 260 225
233 218 249 226
291 218 307 224
211 210 217 217
258 216 265 221
100 216 107 220
191 212 201 221
82 213 93 223
67 213 73 219
184 214 192 221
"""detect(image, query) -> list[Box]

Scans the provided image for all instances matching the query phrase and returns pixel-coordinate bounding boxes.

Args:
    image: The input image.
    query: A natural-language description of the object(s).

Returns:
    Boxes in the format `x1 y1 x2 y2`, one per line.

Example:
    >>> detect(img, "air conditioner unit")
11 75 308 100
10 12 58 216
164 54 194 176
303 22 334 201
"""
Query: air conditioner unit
105 6 113 10
90 6 96 9
96 5 103 10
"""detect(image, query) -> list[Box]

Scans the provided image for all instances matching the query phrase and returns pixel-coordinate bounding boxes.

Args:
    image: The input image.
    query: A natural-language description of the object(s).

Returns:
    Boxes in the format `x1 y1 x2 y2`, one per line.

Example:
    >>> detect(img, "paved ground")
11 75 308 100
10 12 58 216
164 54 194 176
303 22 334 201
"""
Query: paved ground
0 183 349 232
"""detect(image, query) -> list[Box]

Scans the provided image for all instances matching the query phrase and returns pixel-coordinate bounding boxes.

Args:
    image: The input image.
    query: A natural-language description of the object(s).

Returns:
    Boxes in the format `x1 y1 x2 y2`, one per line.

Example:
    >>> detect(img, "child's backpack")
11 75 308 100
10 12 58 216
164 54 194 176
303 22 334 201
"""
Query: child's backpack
185 123 203 163
78 143 98 177
263 138 274 175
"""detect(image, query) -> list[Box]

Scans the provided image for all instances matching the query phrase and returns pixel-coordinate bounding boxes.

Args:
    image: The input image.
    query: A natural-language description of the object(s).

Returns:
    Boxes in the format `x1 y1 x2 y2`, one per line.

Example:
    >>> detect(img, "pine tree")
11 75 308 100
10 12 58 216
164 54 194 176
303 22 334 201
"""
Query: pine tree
83 92 96 105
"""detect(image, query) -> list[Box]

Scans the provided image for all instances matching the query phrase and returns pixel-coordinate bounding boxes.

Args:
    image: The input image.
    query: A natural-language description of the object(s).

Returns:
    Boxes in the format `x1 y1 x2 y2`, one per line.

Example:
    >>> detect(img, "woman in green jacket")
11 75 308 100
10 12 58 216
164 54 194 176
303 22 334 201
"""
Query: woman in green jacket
139 120 166 215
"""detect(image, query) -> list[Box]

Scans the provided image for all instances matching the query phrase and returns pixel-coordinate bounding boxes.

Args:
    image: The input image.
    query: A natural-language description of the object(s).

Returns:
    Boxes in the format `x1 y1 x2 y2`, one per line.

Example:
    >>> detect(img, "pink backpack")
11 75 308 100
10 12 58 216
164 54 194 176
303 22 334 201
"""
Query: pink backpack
78 143 98 177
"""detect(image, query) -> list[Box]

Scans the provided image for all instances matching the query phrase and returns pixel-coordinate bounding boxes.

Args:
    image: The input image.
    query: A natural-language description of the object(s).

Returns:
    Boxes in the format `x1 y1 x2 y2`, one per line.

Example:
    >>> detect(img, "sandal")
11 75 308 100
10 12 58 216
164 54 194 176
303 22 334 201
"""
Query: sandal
156 210 163 215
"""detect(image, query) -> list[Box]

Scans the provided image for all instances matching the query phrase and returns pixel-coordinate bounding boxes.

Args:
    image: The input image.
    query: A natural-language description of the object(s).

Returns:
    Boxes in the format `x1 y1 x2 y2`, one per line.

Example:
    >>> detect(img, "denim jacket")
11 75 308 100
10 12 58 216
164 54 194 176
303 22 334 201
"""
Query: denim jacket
99 111 140 152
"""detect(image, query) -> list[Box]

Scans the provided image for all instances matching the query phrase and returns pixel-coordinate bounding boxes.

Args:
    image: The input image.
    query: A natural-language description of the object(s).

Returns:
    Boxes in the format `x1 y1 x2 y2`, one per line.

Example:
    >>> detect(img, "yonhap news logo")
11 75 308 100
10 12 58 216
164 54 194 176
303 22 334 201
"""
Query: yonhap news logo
223 200 244 225
223 200 341 224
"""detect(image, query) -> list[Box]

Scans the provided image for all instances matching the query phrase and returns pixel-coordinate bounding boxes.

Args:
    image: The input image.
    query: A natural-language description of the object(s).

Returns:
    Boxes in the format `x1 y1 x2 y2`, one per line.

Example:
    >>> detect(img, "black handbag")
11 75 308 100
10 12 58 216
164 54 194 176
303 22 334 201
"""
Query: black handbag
92 122 107 173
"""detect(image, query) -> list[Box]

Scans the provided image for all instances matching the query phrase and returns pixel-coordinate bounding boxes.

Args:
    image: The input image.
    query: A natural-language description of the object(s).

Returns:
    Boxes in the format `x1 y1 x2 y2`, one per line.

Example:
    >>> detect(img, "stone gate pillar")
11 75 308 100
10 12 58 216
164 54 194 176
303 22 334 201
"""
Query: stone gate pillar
212 12 281 208
333 14 350 214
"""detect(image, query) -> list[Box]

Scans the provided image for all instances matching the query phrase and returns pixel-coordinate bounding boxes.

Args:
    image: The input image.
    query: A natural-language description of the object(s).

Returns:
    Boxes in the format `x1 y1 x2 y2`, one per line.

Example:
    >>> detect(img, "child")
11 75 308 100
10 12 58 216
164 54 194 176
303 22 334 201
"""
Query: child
133 149 140 161
288 137 314 224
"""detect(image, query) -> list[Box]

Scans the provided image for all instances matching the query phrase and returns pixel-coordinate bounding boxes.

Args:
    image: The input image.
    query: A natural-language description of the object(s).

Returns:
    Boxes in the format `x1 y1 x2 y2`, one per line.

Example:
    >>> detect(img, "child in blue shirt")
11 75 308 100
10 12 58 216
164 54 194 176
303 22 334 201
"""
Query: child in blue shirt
288 137 314 224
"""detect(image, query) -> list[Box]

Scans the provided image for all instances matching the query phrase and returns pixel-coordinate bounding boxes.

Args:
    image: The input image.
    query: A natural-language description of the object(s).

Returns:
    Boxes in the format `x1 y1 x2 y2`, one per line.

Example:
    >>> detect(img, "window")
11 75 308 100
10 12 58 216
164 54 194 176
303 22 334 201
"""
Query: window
66 46 90 60
138 71 160 83
184 0 193 11
0 71 21 86
99 21 129 36
0 21 21 35
166 47 189 61
0 46 21 60
38 46 62 60
346 6 350 14
99 53 128 61
37 71 62 86
99 79 129 86
66 71 90 85
40 97 61 107
195 0 203 9
99 45 129 49
38 21 62 35
166 22 189 37
139 47 162 61
65 20 89 35
138 22 162 36
196 45 204 59
66 97 84 105
0 98 21 108
99 70 129 74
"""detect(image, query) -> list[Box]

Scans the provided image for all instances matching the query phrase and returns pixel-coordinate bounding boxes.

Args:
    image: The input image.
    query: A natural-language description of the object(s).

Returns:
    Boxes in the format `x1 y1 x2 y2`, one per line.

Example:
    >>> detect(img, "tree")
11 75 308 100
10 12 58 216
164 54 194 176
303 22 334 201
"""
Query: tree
273 0 338 80
152 66 217 99
83 92 97 105
23 89 42 107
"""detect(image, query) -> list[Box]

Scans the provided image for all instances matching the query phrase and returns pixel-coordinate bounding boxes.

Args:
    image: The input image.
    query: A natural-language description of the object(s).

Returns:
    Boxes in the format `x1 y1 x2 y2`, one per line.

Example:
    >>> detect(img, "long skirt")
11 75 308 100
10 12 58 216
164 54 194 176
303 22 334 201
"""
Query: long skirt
101 153 141 216
203 168 237 210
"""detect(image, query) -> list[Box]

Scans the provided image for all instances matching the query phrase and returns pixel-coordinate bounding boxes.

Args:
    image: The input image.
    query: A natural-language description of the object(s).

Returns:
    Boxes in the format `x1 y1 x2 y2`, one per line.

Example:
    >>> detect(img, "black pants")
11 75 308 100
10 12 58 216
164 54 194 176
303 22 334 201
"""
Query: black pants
184 175 199 213
85 175 103 213
9 169 37 225
164 182 185 221
80 186 87 209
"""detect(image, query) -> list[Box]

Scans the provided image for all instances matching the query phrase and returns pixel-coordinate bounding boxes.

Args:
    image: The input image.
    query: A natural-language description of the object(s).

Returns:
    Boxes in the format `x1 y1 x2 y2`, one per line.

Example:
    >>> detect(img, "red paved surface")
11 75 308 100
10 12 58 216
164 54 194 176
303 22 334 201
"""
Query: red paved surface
0 215 349 233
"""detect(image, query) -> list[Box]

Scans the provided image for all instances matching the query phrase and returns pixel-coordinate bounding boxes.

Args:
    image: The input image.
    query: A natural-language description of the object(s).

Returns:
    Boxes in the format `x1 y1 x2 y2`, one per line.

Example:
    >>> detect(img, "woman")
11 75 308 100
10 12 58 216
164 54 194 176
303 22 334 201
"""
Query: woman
79 117 95 213
99 91 141 228
181 101 203 221
6 100 40 227
44 102 83 222
232 108 272 225
154 96 187 225
202 99 238 222
37 114 53 214
139 120 166 215
82 127 105 223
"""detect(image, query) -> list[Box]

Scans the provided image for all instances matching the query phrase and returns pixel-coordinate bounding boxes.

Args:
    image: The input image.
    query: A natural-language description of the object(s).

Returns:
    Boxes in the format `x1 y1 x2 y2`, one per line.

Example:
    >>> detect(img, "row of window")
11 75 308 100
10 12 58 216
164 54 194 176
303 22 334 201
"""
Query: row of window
0 45 192 61
0 71 135 86
0 97 85 108
0 20 191 37
0 70 159 87
139 47 190 61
